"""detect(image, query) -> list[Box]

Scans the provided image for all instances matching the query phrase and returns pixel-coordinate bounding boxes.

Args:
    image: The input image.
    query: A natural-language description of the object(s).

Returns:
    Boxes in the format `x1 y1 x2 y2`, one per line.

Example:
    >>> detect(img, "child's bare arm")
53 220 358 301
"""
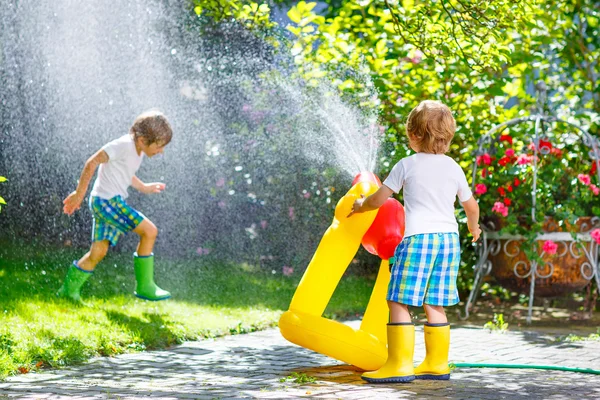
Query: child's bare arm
347 185 394 217
461 196 481 242
132 176 166 194
62 150 108 215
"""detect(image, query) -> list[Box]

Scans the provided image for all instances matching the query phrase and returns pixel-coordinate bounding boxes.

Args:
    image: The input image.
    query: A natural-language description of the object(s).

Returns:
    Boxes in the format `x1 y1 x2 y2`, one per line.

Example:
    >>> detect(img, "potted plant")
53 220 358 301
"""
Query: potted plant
473 121 600 298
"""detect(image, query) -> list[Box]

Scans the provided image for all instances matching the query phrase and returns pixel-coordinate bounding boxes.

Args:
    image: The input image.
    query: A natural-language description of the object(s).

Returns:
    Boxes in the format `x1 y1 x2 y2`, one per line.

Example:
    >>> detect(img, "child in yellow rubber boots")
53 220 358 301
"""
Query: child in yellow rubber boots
59 110 173 302
349 100 481 382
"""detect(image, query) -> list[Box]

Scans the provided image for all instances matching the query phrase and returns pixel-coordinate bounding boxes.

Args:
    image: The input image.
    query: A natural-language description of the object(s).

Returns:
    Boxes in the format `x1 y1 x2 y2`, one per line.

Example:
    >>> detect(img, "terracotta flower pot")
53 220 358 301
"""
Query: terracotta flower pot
487 217 597 298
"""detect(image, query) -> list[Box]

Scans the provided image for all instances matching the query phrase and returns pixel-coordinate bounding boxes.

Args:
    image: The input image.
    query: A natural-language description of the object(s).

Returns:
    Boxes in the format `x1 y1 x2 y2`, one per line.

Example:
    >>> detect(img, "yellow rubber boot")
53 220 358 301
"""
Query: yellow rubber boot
414 323 451 380
361 323 415 383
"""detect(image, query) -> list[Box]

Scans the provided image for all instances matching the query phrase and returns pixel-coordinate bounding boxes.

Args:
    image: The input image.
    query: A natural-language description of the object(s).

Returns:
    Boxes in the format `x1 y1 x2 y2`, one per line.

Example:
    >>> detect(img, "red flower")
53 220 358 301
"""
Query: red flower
503 198 512 206
498 156 511 166
500 134 513 144
481 168 488 178
507 184 513 192
475 184 488 195
592 161 597 176
538 139 553 154
498 187 506 197
551 147 563 158
477 153 492 166
514 178 521 187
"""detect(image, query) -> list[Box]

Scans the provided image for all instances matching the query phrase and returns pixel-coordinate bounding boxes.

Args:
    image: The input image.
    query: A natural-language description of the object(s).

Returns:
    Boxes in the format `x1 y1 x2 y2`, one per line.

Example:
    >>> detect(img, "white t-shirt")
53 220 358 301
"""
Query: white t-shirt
90 134 144 200
383 153 473 238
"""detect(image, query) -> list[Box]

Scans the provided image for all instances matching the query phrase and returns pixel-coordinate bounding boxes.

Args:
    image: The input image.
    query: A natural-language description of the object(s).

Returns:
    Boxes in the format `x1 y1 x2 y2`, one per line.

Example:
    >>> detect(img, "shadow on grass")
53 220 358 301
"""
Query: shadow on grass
103 310 183 349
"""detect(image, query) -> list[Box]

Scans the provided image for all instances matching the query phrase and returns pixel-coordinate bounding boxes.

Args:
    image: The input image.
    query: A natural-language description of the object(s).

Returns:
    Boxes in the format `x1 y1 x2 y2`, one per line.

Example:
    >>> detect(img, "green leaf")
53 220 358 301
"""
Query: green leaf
402 0 415 11
258 4 270 14
0 177 6 182
0 196 5 205
288 6 302 24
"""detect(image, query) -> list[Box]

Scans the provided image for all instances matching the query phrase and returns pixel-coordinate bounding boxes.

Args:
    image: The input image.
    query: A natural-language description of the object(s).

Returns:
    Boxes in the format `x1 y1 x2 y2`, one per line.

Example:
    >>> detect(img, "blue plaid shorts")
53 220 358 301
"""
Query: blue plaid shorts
89 196 145 246
387 233 460 307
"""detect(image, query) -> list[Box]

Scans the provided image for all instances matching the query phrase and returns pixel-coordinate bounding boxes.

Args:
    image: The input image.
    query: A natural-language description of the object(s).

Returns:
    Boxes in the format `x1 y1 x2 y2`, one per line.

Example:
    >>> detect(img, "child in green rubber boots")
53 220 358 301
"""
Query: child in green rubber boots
58 110 173 302
349 100 481 383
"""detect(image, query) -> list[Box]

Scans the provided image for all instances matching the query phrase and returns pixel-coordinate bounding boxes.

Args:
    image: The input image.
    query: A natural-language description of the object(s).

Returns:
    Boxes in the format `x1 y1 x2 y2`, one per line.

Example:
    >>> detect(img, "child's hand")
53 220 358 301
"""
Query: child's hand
144 182 166 194
347 195 366 218
469 223 482 242
63 191 83 215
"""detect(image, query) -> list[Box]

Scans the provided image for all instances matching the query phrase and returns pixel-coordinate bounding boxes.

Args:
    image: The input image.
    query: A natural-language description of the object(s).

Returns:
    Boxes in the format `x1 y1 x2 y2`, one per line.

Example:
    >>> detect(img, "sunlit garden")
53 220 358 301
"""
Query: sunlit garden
1 0 599 396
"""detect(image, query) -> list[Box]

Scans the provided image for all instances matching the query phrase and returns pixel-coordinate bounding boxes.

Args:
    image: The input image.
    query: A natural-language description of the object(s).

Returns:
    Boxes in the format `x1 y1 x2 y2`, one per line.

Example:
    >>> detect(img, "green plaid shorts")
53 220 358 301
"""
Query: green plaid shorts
89 196 145 246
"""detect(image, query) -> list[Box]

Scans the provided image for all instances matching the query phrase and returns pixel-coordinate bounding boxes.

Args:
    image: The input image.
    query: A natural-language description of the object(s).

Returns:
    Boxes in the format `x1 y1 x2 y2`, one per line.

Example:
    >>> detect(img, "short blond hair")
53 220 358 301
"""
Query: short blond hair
130 110 173 146
406 100 455 154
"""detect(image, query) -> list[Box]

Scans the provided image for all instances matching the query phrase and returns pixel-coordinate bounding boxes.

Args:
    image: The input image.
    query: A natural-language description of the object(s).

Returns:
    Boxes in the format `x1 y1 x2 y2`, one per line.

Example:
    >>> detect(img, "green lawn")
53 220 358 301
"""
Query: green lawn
0 242 376 379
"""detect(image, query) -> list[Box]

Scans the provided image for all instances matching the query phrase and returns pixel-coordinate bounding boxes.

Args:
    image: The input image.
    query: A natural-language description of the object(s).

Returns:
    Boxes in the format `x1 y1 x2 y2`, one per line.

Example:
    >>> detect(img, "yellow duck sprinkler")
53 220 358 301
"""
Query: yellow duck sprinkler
279 171 405 371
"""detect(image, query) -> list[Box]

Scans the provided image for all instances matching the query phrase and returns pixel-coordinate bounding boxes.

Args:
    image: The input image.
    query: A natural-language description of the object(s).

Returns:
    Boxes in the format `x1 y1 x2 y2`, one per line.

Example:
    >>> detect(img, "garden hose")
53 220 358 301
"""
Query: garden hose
452 363 600 375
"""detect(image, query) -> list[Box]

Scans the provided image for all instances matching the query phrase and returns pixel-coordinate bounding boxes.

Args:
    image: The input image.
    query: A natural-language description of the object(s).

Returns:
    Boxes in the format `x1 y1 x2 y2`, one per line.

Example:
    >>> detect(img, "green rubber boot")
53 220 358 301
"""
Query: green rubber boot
56 261 93 302
133 253 171 301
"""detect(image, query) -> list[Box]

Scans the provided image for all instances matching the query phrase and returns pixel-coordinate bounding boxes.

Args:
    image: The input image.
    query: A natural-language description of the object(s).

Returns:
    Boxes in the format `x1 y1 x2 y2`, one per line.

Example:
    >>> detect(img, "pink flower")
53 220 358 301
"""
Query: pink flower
517 154 533 165
288 207 295 220
505 148 515 157
260 220 268 229
196 247 211 255
590 184 600 195
591 229 600 245
282 266 294 276
492 202 508 217
216 178 225 187
303 192 311 199
578 174 591 186
542 240 558 255
475 184 487 195
477 153 492 166
411 49 423 64
218 201 226 209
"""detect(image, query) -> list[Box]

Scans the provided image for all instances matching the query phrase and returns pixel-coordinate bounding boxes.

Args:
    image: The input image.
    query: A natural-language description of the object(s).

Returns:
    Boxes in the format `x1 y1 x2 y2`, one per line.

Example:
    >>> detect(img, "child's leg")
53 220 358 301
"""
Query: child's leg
423 304 447 324
57 240 108 302
77 240 110 271
414 233 460 381
133 219 158 256
362 302 415 383
388 300 411 323
131 218 169 301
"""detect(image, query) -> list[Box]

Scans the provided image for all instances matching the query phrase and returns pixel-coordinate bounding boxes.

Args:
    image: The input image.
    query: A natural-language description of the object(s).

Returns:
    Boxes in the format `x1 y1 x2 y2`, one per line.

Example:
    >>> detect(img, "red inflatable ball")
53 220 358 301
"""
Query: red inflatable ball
361 198 405 260
352 171 381 187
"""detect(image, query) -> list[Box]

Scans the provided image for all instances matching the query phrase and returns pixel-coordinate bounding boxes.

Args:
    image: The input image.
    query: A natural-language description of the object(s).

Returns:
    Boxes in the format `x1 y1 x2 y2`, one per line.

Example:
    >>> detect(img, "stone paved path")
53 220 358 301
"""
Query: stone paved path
1 321 599 399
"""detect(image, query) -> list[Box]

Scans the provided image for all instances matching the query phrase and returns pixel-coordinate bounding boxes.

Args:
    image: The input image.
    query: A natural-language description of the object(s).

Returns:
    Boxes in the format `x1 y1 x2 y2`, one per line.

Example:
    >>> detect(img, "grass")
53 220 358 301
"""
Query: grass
0 242 377 379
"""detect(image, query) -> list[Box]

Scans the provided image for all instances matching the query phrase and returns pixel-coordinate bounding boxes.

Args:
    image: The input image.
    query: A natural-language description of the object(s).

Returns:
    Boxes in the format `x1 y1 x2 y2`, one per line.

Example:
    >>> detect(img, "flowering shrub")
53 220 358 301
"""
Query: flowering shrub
474 126 600 260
